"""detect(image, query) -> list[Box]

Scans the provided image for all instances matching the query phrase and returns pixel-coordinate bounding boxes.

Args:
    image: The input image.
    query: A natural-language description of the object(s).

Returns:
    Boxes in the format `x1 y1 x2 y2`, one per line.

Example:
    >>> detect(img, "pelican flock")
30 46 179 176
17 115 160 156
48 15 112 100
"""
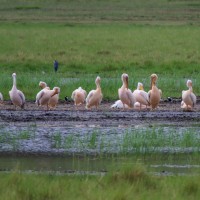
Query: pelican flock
2 72 197 112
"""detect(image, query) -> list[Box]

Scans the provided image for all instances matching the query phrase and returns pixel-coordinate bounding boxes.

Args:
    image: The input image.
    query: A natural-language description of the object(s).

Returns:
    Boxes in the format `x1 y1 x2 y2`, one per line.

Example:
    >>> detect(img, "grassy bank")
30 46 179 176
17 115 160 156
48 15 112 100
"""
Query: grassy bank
0 164 200 200
0 0 200 100
0 23 200 100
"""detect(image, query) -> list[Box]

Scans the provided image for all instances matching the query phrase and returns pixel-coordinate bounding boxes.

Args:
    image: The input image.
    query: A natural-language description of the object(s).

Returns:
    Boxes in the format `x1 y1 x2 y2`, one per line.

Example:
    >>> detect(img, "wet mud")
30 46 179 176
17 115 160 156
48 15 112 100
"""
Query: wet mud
0 99 200 125
0 99 200 156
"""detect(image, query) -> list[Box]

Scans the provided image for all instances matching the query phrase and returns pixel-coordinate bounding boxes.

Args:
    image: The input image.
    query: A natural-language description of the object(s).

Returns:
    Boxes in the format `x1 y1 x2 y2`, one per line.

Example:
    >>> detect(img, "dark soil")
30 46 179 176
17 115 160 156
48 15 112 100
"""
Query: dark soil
0 99 200 156
0 99 200 125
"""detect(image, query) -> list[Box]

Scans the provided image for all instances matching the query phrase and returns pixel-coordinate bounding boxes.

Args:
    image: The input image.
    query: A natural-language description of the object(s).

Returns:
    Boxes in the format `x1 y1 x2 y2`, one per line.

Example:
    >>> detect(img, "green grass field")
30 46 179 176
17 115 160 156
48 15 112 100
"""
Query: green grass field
0 164 200 200
0 0 200 100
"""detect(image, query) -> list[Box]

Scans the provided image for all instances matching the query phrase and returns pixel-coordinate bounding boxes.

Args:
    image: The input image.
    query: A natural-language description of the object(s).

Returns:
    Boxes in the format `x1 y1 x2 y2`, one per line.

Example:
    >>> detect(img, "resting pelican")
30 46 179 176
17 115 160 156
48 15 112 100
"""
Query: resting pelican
71 87 87 106
86 76 103 109
148 74 161 110
36 87 60 110
36 81 50 105
118 73 135 109
181 80 196 110
9 73 25 109
37 81 59 109
133 82 149 110
48 87 61 109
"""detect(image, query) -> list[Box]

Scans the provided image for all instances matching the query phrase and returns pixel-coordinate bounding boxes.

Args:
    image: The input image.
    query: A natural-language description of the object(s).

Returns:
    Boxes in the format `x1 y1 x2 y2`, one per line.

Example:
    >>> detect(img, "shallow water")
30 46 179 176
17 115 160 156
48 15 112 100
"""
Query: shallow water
0 109 200 175
0 154 200 176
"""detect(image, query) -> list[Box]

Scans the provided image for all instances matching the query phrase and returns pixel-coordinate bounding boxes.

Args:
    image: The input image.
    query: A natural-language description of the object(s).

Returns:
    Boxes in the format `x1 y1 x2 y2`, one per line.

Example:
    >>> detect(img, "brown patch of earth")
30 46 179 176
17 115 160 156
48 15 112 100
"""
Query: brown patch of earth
0 99 200 125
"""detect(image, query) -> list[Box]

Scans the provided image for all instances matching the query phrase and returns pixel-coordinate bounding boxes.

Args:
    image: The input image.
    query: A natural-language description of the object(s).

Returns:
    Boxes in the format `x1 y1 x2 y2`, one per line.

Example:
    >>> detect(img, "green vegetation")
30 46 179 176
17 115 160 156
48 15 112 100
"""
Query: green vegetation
1 126 200 154
0 164 200 200
0 0 200 100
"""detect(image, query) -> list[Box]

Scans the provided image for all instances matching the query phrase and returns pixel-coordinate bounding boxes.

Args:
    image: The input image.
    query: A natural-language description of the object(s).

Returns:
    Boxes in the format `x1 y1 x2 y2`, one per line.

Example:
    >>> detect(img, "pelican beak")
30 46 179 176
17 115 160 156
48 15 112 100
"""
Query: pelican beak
150 78 153 89
125 76 128 89
140 85 144 90
51 90 58 97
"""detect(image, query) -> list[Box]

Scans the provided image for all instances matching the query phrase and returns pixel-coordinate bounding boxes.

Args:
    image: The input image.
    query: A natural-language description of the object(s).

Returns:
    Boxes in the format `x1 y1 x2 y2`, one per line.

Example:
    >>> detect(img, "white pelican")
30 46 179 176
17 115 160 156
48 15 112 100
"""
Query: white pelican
37 81 59 109
35 81 50 106
181 80 196 110
9 73 25 109
86 76 103 109
36 87 60 110
118 73 135 109
48 87 61 109
111 99 129 109
148 74 161 110
71 87 87 106
133 82 149 110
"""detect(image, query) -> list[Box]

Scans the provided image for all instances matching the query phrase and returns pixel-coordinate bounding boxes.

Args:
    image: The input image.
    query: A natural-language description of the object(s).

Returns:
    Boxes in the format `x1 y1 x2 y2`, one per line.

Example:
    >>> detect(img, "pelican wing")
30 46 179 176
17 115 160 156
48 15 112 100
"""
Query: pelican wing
83 90 87 98
138 90 149 104
17 90 25 108
127 89 135 108
36 90 45 105
148 90 152 98
190 93 196 106
71 90 76 100
17 90 25 102
86 90 95 104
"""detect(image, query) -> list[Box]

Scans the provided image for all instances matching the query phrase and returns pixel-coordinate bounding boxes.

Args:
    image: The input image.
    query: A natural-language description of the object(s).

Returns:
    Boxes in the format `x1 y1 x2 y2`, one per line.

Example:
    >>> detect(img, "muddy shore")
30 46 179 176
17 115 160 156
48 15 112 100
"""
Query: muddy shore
0 99 200 156
0 99 200 124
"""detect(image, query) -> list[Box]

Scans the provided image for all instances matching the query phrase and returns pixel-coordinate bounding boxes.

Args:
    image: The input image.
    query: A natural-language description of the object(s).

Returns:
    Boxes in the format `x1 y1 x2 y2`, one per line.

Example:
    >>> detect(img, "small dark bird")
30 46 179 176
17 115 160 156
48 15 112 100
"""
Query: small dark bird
65 96 69 102
54 60 58 72
167 97 173 102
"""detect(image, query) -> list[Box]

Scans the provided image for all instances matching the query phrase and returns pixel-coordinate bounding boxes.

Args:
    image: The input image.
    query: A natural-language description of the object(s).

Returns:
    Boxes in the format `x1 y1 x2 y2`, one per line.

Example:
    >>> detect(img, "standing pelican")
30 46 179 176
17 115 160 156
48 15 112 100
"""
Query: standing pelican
36 87 60 110
86 76 103 109
71 87 87 106
48 87 60 109
9 73 25 109
181 80 196 110
118 73 135 109
133 82 149 110
148 74 161 110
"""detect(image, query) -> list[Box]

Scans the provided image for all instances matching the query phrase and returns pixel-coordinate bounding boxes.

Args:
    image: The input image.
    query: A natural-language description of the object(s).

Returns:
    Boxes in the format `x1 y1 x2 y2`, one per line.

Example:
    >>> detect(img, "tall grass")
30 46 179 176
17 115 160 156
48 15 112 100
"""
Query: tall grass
0 164 200 200
0 23 200 99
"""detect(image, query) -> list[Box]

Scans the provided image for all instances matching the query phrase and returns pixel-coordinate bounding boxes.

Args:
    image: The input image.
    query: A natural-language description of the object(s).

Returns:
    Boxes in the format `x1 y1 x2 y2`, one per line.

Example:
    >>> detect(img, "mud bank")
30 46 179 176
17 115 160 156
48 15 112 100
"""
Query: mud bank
0 100 200 156
0 100 200 124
